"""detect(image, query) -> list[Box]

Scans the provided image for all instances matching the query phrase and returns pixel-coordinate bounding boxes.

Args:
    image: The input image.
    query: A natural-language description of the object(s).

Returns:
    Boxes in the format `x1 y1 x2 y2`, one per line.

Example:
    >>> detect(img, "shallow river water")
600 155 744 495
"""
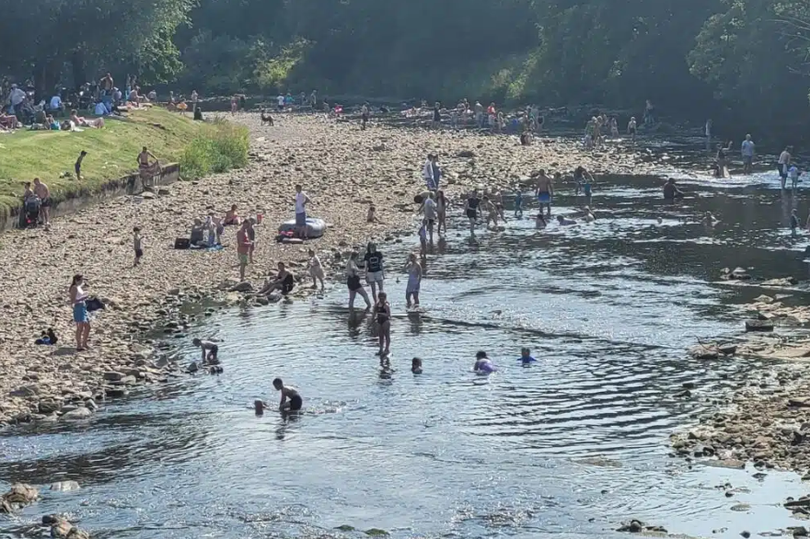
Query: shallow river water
3 141 810 539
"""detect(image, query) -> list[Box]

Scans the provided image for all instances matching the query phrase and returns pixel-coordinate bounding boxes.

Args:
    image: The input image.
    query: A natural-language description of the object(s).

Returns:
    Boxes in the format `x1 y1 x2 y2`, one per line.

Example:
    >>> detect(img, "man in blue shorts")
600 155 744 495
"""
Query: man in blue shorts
294 184 311 239
534 169 554 218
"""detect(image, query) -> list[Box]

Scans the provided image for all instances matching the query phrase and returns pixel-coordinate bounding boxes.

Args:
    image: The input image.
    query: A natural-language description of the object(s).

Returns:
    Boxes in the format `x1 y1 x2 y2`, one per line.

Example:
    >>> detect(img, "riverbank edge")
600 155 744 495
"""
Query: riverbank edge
0 164 180 232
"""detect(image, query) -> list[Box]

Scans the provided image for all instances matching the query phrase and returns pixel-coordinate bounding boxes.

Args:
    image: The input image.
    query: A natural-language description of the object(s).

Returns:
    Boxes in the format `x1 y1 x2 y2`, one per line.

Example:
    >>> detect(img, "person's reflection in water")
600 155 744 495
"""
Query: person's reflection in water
346 310 366 340
420 252 428 276
275 411 301 441
408 310 423 336
437 237 447 255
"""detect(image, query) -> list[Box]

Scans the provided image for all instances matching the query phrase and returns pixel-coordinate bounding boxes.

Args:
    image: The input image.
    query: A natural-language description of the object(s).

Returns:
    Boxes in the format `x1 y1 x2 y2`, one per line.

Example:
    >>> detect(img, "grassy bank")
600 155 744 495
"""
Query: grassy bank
0 108 246 216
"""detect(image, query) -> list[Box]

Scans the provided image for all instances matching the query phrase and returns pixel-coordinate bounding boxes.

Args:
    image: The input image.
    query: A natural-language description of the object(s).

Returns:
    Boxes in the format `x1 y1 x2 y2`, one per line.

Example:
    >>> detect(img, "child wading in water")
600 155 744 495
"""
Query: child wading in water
375 292 391 359
133 227 143 266
411 357 423 374
192 338 219 364
273 378 303 411
307 248 325 292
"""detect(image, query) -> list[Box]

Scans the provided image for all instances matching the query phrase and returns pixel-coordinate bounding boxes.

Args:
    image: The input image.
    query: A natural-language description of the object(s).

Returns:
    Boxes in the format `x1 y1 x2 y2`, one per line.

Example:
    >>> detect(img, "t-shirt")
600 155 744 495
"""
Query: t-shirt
49 96 62 109
364 251 384 273
94 102 107 115
519 355 537 364
424 198 437 219
295 192 308 213
9 88 25 106
789 166 799 179
741 140 755 157
422 160 434 180
277 95 285 106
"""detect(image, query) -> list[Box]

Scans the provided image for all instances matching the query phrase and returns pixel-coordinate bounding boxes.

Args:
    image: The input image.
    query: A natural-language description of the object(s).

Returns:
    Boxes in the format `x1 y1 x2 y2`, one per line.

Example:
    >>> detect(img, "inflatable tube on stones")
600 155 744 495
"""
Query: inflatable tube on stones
277 217 327 239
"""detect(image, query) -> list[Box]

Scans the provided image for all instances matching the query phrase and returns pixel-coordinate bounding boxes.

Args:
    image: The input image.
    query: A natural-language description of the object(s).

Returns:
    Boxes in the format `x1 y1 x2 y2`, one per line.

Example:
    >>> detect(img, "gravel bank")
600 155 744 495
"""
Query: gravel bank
0 112 658 426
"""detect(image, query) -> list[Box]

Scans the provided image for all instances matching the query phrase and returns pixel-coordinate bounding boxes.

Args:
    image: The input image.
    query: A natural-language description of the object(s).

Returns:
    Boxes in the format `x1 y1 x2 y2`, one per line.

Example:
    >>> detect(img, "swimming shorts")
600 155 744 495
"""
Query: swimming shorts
466 210 477 220
366 270 384 284
295 212 307 227
347 275 362 291
289 394 303 411
238 253 249 264
73 302 88 323
209 345 219 357
135 248 144 258
41 198 51 207
537 192 551 204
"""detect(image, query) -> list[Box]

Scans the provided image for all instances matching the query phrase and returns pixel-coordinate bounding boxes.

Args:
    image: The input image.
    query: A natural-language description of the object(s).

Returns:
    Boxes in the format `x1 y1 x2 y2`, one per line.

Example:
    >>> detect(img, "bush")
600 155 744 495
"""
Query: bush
180 120 249 179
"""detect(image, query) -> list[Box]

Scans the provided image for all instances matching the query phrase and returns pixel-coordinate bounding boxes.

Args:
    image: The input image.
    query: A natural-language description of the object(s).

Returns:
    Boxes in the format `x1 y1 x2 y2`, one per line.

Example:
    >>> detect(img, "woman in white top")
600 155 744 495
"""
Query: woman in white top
69 274 91 351
346 251 371 311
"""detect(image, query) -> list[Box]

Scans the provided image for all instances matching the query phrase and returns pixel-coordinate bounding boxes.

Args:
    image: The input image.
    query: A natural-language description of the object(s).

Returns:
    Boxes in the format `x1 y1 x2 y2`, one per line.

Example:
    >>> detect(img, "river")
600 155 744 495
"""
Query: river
2 139 810 539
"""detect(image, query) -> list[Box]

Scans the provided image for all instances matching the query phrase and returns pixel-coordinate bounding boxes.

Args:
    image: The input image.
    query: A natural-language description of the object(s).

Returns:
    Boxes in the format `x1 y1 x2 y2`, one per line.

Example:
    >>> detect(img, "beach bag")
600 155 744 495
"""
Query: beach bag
174 238 190 250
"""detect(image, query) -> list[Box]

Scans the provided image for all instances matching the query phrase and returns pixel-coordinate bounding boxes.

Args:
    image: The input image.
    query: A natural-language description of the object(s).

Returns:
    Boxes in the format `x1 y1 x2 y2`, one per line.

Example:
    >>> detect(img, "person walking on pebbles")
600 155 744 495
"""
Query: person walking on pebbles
133 226 143 266
69 274 91 351
294 184 311 240
237 220 252 281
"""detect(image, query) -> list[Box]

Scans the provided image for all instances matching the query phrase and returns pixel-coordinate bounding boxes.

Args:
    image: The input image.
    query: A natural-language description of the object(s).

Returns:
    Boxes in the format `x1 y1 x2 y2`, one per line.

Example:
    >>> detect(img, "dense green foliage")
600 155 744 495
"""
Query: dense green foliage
180 120 249 179
5 0 810 134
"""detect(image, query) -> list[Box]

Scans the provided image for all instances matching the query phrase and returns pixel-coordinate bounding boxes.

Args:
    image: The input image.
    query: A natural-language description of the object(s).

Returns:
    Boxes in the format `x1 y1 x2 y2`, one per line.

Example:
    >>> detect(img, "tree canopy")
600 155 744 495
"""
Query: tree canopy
4 0 810 138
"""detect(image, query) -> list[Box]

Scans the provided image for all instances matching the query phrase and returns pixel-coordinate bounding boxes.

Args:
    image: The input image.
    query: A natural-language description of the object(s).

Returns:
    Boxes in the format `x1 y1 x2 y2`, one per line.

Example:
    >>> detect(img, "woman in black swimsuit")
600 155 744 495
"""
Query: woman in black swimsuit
375 291 391 358
464 190 480 236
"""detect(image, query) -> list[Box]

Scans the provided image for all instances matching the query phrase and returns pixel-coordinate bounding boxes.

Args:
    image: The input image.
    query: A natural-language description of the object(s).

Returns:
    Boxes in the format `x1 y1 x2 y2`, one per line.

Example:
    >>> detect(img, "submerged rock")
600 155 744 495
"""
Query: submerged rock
0 483 39 513
745 319 774 332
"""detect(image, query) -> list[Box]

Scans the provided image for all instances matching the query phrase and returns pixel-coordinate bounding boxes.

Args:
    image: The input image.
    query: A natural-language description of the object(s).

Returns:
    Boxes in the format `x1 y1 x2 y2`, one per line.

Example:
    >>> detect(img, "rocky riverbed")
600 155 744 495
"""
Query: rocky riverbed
0 112 663 427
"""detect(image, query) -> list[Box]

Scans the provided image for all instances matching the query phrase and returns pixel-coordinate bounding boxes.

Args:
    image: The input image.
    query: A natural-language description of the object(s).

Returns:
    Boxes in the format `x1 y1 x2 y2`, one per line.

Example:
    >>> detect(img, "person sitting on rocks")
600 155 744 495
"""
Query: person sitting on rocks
34 328 58 345
192 338 219 365
258 262 295 296
223 204 240 226
190 218 206 247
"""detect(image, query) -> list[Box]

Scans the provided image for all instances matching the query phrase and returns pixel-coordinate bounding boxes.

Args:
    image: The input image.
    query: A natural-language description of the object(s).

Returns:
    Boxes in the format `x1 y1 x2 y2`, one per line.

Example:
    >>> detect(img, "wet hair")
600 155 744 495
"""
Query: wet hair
192 338 201 345
378 292 387 302
557 215 564 222
273 378 283 389
475 351 488 359
412 357 422 370
521 347 530 355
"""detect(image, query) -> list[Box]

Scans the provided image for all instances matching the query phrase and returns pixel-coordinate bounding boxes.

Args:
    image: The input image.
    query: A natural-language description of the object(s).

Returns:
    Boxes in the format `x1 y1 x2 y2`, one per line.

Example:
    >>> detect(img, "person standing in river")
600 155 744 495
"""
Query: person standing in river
375 291 391 358
741 134 756 175
464 189 481 236
405 252 422 310
364 242 385 303
715 141 733 178
535 169 554 218
436 190 448 236
69 274 90 351
778 146 793 189
421 192 437 243
346 251 372 312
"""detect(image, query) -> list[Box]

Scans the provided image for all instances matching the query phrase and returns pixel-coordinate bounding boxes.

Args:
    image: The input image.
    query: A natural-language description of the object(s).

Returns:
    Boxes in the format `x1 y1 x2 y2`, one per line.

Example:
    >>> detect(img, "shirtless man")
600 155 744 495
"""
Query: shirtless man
33 178 51 225
535 169 554 218
273 378 303 412
137 147 159 191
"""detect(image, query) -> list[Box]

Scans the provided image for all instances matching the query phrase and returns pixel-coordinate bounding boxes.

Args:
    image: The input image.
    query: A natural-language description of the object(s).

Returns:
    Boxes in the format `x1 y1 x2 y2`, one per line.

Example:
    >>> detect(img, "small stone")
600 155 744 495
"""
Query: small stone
62 407 92 420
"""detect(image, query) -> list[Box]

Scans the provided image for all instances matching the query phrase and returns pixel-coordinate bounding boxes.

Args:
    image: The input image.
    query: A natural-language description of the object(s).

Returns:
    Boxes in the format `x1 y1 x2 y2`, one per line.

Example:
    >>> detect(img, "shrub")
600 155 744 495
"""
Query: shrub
180 120 249 179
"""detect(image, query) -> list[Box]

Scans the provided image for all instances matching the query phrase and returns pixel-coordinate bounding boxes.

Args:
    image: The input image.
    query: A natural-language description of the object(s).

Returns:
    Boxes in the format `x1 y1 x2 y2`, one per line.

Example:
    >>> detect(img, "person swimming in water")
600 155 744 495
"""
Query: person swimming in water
273 378 303 412
557 215 577 226
474 351 496 374
519 347 537 367
411 357 423 374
